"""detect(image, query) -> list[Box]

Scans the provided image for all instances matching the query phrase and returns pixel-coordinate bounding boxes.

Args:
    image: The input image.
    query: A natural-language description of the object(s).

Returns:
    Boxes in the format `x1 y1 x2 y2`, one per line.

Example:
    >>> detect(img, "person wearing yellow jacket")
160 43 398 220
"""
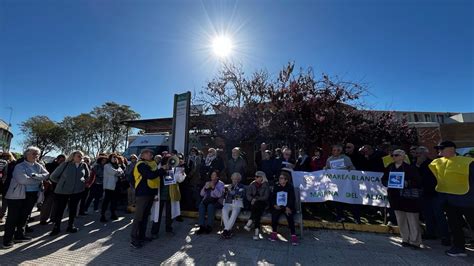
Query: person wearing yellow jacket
130 149 166 249
429 141 474 257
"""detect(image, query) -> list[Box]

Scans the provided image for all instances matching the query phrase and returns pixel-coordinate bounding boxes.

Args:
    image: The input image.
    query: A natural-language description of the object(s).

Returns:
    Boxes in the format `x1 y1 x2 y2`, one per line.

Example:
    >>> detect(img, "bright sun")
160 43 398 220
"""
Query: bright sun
211 35 233 58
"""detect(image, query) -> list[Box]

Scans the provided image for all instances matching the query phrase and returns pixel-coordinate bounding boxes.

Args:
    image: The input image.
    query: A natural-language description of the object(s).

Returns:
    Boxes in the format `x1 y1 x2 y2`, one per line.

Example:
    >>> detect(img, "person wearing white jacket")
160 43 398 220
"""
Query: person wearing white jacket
100 154 124 222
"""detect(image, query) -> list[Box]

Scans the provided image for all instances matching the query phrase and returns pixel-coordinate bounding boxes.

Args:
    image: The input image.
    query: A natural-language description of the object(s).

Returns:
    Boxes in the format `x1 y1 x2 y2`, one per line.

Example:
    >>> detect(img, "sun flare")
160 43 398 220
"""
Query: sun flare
211 35 233 58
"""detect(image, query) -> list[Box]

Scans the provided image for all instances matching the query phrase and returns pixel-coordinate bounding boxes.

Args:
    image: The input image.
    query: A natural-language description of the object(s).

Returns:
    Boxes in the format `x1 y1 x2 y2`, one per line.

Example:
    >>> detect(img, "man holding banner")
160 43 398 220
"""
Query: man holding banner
325 144 357 223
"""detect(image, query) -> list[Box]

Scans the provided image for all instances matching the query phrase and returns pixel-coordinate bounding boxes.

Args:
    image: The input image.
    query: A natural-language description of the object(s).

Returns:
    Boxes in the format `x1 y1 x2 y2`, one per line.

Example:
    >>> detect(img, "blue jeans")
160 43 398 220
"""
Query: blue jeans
198 201 216 227
423 195 449 239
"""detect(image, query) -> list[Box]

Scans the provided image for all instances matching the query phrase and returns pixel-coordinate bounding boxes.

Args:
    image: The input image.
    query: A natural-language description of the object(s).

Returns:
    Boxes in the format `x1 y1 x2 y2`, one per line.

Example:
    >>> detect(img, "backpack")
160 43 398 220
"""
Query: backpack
2 158 24 194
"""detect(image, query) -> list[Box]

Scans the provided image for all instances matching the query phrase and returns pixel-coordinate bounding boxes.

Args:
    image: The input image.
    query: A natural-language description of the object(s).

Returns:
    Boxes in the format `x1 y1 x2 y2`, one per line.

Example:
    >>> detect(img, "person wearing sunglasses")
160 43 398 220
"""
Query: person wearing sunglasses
382 149 422 249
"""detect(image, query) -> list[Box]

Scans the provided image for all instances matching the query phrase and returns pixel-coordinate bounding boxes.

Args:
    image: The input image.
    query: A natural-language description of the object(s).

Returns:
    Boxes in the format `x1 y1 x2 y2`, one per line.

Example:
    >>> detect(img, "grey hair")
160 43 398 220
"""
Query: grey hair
23 146 41 157
392 149 406 156
416 146 429 154
231 172 242 181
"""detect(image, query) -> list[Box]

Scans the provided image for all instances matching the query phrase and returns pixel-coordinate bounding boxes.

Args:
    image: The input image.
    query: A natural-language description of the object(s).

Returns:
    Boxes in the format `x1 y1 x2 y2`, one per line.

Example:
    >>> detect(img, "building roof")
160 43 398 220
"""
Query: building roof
0 119 12 133
121 115 218 133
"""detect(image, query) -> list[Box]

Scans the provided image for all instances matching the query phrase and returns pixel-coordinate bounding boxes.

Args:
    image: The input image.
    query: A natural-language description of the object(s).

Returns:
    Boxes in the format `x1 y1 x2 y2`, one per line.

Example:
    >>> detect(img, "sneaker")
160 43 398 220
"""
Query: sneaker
196 226 206 235
401 242 411 247
110 214 118 221
25 226 34 233
205 226 212 234
78 212 88 216
130 241 143 249
445 247 467 257
2 242 13 249
50 228 60 236
336 217 345 223
253 229 260 240
39 220 49 225
175 216 184 222
222 230 229 239
291 235 299 246
268 232 277 242
244 220 253 232
66 227 79 233
100 216 107 223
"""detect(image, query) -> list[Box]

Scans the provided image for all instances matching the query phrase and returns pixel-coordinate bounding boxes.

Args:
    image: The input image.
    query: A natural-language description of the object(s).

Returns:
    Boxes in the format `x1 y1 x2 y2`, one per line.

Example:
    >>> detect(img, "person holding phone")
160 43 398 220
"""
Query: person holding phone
196 170 224 234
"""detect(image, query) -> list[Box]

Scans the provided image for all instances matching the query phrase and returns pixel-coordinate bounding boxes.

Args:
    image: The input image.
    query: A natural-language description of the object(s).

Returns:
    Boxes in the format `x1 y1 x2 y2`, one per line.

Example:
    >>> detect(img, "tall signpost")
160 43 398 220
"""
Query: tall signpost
171 92 191 154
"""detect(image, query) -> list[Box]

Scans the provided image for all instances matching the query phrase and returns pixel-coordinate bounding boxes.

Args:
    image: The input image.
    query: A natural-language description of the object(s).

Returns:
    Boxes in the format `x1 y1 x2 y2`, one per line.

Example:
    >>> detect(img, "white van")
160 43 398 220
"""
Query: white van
123 134 171 159
123 133 205 159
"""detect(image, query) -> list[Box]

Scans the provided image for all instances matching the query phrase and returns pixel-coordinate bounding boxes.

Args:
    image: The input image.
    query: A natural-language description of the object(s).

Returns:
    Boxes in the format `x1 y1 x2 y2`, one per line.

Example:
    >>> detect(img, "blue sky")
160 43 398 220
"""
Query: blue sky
1 0 473 152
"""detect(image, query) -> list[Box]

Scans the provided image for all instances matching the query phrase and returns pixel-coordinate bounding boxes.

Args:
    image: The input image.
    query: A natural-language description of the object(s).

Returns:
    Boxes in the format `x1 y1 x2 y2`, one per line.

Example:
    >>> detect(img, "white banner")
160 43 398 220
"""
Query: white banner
293 169 388 207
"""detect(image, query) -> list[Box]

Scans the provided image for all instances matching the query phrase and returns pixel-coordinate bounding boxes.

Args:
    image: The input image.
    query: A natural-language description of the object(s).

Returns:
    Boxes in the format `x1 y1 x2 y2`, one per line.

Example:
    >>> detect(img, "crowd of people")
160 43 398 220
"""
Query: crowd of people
0 140 472 257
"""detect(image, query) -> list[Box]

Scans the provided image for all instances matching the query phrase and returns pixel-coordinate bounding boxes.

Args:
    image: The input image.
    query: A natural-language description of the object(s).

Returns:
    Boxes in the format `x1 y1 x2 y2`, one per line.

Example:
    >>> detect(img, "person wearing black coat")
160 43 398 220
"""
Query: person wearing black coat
268 171 298 246
414 146 449 243
200 148 224 184
294 148 312 172
382 149 422 249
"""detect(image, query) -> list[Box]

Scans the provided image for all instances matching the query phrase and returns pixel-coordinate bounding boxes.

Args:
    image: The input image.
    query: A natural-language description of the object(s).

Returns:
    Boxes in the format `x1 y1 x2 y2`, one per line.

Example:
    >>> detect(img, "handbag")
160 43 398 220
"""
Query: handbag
400 188 422 199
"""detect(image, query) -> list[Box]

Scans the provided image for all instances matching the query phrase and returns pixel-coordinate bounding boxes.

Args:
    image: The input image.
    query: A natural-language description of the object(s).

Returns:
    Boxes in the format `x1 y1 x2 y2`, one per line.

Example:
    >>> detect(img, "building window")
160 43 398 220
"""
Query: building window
425 114 431 122
414 114 419 122
437 114 445 123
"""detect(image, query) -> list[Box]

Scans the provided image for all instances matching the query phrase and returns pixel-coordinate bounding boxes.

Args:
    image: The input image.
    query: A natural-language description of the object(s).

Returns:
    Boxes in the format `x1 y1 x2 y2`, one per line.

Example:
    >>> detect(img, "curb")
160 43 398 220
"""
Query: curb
180 211 400 235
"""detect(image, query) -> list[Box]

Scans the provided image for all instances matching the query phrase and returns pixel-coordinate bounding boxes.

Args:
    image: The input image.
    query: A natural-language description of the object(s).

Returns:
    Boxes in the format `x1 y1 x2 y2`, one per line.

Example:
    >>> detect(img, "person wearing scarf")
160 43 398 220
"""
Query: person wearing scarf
200 148 224 184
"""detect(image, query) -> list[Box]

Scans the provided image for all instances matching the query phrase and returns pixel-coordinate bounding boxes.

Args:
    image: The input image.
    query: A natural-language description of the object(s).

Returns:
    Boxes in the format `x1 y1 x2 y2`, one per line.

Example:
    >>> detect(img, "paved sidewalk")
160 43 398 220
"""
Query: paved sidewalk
0 210 473 265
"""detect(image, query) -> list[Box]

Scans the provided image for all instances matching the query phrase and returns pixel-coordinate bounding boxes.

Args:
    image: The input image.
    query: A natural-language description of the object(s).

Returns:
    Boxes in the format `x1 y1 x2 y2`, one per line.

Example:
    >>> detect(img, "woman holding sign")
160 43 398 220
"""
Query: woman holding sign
268 171 298 246
382 149 422 249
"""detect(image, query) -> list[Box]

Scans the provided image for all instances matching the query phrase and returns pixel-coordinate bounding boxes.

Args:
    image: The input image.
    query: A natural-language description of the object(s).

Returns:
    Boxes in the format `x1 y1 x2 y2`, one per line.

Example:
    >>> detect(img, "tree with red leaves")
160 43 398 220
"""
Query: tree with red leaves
198 62 417 149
